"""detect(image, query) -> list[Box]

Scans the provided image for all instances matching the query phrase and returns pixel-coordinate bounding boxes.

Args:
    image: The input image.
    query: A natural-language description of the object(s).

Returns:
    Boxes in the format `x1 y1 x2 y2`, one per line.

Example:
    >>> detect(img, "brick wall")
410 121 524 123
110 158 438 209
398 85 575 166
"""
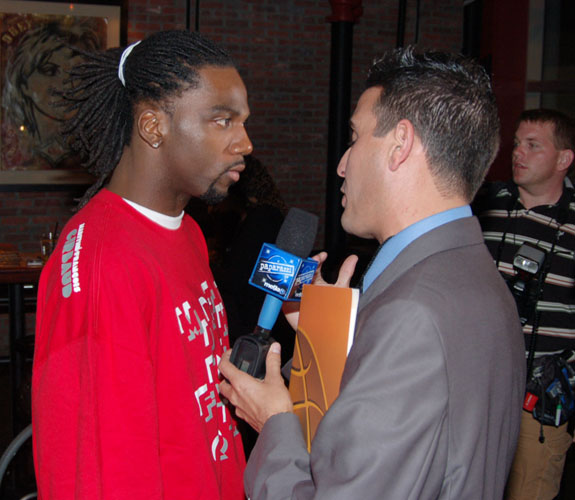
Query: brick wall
0 0 462 353
0 190 84 253
0 190 83 355
1 0 463 253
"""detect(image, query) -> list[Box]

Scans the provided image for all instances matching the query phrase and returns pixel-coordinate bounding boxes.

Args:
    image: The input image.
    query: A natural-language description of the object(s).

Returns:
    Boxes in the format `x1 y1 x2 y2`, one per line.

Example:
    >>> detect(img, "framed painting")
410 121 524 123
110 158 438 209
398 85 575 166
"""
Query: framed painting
0 0 123 187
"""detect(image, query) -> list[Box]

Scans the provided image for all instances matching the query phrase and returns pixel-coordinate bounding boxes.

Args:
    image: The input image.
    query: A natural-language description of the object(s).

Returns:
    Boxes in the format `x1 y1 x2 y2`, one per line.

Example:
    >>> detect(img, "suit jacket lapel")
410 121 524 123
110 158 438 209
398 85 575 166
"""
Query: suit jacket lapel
359 216 485 313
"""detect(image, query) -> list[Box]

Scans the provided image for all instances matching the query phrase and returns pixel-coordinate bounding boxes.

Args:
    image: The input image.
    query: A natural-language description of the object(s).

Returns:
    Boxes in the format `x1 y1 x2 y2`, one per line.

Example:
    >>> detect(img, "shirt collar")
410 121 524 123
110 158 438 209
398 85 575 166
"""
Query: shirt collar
123 198 184 230
361 205 472 292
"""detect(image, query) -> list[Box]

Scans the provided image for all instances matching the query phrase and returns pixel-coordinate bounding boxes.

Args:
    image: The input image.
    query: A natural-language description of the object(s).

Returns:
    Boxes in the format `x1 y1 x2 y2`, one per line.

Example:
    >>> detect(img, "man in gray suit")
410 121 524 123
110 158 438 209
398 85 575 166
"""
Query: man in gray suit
220 47 526 499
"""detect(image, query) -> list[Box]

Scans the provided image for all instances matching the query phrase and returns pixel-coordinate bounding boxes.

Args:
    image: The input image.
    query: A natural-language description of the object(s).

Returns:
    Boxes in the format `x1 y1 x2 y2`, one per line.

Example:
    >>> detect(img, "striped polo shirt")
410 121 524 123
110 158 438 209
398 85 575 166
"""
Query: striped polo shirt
474 181 575 355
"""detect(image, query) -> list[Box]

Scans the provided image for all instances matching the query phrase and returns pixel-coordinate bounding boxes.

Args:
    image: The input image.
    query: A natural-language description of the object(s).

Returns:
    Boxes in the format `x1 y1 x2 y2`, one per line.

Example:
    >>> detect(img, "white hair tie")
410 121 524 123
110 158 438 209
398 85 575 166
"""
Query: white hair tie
118 40 141 87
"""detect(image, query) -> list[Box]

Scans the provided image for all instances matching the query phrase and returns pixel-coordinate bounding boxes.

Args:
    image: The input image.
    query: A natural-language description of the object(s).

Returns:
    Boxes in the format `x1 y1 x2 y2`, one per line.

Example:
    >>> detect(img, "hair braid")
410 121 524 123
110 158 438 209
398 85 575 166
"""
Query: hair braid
60 47 127 205
59 30 234 207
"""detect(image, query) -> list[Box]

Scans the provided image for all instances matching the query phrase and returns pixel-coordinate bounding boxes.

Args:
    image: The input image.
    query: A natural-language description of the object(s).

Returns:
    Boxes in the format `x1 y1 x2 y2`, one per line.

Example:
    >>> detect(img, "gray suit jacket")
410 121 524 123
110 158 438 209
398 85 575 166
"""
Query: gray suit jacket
245 217 525 499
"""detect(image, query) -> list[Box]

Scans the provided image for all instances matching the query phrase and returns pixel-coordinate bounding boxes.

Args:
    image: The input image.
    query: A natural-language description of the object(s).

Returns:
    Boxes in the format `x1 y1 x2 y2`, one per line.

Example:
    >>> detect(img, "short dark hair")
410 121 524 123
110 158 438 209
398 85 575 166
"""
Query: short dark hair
366 47 500 201
60 30 235 205
518 108 575 173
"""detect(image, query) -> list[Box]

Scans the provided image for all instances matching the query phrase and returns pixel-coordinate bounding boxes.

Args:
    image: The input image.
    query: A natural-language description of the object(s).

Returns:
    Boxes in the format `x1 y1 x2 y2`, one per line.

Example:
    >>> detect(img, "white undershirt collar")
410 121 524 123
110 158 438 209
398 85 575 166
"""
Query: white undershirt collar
123 198 184 230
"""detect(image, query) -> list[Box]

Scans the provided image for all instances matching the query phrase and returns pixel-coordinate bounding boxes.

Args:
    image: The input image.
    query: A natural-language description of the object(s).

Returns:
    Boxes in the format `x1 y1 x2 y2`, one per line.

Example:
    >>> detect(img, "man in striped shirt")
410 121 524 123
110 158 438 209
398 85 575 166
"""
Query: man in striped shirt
474 108 575 500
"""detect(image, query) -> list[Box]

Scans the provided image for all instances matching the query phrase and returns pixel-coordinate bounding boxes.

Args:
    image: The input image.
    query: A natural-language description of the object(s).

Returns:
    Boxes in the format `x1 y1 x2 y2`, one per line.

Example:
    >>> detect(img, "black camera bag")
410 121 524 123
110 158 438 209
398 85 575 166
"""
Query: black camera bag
526 350 575 427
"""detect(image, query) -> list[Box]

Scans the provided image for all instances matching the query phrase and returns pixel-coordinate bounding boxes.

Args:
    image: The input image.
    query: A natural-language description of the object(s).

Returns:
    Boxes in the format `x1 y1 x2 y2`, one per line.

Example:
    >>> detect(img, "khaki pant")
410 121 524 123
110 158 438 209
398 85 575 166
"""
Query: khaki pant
505 410 573 500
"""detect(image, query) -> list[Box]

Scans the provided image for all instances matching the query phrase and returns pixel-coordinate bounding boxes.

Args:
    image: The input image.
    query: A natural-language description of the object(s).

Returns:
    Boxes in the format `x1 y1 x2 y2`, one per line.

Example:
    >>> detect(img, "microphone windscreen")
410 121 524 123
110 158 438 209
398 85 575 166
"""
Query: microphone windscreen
275 208 319 258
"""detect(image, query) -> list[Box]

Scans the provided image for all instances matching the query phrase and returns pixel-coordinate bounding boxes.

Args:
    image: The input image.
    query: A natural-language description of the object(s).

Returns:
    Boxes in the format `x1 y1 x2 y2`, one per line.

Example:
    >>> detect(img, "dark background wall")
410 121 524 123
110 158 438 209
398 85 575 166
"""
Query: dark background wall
0 0 463 353
0 0 463 253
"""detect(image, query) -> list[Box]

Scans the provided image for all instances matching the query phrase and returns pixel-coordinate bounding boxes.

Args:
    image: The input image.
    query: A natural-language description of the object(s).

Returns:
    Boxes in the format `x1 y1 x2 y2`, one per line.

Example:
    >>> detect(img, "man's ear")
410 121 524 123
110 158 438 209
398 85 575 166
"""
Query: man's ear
137 109 164 150
389 119 415 172
557 149 574 173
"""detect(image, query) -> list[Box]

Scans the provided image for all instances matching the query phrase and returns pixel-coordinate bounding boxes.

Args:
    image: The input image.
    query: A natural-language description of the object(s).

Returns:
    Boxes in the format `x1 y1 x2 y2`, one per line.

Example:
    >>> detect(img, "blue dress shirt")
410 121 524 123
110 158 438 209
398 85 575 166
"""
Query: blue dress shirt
361 205 472 292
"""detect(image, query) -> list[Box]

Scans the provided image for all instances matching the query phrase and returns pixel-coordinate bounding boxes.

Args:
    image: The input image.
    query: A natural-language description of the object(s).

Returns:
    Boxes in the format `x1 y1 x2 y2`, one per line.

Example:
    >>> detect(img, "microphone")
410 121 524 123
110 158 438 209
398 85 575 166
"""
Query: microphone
229 207 319 378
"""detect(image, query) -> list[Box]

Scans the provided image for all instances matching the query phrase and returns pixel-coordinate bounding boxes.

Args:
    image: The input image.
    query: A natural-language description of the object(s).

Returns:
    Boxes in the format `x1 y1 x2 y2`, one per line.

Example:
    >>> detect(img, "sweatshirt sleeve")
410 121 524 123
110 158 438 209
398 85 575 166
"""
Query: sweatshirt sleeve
33 245 164 499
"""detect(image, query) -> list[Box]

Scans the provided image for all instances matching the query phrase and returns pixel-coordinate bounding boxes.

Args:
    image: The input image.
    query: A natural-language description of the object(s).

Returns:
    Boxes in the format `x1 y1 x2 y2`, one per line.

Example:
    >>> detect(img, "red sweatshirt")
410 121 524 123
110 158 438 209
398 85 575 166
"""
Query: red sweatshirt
33 189 245 499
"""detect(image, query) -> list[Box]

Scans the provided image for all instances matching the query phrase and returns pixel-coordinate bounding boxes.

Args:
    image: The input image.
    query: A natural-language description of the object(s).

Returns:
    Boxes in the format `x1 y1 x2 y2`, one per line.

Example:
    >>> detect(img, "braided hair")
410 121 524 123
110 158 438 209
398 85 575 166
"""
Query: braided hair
60 30 235 206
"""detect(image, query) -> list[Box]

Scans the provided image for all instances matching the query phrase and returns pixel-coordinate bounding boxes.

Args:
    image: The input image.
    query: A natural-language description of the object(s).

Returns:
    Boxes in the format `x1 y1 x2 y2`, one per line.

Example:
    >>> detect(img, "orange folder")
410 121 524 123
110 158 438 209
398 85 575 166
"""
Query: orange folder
289 284 359 451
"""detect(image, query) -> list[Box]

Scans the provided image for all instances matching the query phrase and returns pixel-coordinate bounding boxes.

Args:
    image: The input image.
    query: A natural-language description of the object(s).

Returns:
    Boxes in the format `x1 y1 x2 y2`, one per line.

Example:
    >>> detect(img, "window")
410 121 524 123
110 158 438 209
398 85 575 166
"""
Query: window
526 0 575 115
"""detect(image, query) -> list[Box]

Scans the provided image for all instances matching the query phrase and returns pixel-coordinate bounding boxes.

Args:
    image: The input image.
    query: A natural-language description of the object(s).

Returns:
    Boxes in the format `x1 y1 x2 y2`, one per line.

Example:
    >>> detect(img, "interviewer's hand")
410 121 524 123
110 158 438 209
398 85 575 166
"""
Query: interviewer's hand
283 252 359 330
219 343 293 433
312 251 358 287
